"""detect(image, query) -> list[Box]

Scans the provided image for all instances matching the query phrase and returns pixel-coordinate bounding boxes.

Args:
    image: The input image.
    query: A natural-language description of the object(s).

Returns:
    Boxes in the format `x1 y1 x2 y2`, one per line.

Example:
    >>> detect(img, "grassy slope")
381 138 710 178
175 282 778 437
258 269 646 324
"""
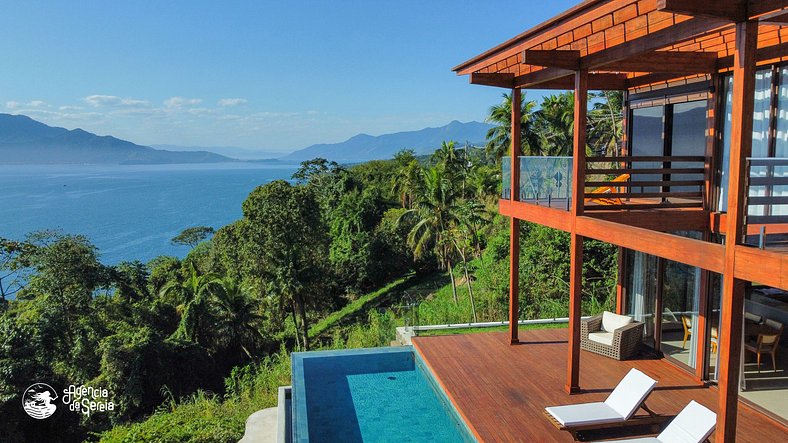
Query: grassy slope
308 273 419 339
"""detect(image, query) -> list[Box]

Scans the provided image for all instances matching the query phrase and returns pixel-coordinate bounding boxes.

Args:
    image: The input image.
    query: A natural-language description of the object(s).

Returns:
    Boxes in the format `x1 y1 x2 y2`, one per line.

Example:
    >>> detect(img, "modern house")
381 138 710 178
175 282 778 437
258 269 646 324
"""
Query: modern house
434 0 787 441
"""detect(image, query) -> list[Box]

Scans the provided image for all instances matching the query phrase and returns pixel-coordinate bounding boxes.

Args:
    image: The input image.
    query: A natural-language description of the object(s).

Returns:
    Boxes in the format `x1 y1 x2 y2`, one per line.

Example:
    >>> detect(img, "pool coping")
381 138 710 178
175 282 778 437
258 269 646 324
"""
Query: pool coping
290 346 477 442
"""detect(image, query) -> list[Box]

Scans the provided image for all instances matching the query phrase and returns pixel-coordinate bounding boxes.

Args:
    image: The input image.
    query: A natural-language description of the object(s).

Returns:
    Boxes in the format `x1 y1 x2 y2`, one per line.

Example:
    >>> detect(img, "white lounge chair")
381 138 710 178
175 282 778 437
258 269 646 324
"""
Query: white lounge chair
544 368 661 439
597 400 716 443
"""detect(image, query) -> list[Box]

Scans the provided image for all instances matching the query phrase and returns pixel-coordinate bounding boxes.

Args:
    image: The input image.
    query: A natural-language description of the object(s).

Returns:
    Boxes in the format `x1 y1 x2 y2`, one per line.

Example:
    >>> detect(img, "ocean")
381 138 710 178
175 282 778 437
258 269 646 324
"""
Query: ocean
0 163 300 264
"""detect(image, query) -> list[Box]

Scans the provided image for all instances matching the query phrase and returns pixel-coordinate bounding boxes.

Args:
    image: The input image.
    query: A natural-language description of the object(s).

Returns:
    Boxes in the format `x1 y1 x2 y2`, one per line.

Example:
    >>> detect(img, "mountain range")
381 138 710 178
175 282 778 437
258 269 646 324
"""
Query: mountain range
0 114 233 165
282 120 492 162
0 114 492 165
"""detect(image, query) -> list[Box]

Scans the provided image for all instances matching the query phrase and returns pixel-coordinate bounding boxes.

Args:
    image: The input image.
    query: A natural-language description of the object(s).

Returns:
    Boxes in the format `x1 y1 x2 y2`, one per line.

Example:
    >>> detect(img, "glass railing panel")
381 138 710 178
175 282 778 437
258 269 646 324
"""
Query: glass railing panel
502 156 511 199
518 156 573 210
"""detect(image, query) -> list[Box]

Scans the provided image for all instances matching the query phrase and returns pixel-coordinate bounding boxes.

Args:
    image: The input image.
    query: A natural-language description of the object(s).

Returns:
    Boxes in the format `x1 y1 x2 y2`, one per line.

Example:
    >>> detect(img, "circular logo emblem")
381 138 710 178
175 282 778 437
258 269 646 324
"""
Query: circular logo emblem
22 383 58 419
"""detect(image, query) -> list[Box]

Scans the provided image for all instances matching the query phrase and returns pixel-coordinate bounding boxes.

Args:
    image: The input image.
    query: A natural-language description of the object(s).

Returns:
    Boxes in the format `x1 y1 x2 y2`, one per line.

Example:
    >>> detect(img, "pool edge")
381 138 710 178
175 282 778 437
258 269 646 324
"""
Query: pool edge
412 340 483 443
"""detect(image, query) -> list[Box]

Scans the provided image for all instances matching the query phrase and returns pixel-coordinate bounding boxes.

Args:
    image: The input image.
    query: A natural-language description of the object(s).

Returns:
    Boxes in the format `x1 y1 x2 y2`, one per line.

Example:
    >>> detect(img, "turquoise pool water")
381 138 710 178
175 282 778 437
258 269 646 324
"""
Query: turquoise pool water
291 347 474 443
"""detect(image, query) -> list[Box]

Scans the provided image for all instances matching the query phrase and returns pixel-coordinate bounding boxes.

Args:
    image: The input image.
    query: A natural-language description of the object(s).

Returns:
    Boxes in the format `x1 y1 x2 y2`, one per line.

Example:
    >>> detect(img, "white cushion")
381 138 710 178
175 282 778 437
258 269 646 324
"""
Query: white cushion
597 438 659 443
599 402 716 443
604 369 657 419
588 331 614 347
545 402 623 427
657 400 716 443
602 311 633 333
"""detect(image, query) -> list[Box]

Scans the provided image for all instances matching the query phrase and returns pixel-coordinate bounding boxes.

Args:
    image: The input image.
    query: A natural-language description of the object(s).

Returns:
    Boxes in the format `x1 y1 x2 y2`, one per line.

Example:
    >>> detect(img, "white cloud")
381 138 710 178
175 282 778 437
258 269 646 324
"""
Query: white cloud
85 95 149 108
6 100 48 109
218 98 247 107
164 96 202 108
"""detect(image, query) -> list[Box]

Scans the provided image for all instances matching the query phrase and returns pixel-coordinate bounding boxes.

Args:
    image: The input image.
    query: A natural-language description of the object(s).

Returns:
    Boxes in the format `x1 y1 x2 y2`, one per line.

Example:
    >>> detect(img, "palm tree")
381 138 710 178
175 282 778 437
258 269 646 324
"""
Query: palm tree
400 166 462 304
534 92 575 156
485 93 541 161
588 91 623 156
160 264 220 344
213 277 263 360
450 200 487 323
392 152 423 209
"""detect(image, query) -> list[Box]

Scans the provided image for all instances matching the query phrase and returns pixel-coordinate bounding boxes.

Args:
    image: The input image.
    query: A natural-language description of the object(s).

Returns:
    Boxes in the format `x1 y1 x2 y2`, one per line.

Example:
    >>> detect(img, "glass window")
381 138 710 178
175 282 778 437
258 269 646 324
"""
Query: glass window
718 76 734 212
718 68 779 212
631 106 664 193
671 101 708 192
773 67 788 216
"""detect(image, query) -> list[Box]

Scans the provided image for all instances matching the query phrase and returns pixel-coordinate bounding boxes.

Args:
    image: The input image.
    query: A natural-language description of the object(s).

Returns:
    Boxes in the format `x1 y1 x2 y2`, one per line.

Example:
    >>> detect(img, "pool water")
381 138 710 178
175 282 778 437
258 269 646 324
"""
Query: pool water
291 347 474 442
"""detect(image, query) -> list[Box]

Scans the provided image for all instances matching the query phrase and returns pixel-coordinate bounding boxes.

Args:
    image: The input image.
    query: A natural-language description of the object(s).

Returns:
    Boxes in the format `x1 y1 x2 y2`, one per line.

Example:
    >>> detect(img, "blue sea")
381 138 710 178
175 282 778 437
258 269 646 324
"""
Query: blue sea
0 163 300 264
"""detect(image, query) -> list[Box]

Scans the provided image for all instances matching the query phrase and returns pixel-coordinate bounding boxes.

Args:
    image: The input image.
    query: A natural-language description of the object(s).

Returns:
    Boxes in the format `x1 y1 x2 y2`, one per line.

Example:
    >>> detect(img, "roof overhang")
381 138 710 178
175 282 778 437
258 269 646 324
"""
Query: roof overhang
454 0 788 90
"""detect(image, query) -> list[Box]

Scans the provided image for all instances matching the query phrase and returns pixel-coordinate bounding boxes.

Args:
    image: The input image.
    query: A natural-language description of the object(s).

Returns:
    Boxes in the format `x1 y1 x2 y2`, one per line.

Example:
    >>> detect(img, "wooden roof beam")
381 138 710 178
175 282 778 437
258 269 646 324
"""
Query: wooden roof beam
522 49 580 70
598 51 719 74
657 0 747 22
659 0 786 22
749 0 788 20
758 10 788 25
513 67 573 88
469 72 514 88
514 72 627 90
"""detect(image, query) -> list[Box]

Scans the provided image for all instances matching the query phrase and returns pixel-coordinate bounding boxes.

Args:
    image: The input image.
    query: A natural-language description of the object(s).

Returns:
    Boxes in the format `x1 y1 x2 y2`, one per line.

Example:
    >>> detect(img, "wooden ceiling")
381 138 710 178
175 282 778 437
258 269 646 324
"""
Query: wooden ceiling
453 0 788 90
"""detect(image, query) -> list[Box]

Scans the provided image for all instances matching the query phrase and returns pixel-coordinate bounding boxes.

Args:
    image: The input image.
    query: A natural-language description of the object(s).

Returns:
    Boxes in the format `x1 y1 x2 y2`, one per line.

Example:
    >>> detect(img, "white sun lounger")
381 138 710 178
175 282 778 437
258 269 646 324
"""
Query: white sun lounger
544 368 661 439
597 400 717 443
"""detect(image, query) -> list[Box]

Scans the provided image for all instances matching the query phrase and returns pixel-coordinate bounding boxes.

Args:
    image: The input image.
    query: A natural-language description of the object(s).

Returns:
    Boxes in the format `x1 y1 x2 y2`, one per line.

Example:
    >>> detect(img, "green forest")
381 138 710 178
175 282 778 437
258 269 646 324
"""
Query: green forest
0 91 622 443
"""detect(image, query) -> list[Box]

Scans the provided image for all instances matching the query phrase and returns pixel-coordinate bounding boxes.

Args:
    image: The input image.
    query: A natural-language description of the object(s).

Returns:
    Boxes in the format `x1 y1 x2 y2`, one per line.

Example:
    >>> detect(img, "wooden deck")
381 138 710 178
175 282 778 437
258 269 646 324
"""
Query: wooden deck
413 328 788 442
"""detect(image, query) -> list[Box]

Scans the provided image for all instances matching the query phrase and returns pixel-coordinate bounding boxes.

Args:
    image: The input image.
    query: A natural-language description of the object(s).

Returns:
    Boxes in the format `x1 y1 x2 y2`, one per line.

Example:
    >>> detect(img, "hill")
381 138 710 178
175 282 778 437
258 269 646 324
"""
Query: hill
282 120 492 163
0 114 235 165
151 144 287 161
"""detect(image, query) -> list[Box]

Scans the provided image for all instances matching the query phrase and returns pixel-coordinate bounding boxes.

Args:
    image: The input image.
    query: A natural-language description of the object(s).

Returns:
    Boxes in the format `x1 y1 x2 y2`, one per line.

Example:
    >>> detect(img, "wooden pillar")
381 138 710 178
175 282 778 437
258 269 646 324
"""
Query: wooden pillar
566 70 587 394
616 247 625 314
717 20 757 443
509 88 522 344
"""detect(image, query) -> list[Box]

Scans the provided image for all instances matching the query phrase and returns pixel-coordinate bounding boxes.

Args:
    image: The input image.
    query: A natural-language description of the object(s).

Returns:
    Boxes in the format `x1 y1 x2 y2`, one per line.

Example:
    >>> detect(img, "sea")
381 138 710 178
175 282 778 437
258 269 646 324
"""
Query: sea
0 163 300 264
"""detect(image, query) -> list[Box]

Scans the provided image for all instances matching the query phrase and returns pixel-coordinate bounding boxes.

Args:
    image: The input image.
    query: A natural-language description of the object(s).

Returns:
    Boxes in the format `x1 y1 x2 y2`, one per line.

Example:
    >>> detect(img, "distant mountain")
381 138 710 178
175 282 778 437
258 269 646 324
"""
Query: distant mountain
0 114 235 165
151 144 287 161
282 120 493 163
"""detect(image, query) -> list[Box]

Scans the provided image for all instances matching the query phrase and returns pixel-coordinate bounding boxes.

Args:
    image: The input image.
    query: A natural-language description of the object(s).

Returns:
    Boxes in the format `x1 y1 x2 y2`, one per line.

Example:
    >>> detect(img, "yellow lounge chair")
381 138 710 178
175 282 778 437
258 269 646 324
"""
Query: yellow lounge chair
585 173 630 205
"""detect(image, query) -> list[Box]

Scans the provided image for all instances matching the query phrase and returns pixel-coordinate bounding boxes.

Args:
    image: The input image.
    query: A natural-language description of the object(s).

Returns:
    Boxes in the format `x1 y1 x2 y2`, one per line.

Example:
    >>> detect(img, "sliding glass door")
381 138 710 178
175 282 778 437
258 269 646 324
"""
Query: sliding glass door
660 259 702 369
626 250 658 349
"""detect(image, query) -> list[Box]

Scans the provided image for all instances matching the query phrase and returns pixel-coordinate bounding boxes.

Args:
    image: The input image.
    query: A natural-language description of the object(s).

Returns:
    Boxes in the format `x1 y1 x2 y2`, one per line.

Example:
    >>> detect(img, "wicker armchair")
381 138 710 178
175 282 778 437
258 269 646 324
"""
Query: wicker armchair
581 313 644 360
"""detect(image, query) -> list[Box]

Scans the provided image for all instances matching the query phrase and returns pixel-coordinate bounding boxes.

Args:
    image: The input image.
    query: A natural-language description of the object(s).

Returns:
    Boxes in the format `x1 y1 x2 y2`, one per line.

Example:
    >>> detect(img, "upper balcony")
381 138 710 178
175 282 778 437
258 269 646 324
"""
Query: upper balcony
501 154 706 212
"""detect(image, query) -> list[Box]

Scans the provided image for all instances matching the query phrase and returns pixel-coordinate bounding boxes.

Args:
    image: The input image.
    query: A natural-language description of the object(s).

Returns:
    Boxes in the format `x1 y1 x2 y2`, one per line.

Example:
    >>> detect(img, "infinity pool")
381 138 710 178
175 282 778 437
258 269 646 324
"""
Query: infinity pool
291 347 474 442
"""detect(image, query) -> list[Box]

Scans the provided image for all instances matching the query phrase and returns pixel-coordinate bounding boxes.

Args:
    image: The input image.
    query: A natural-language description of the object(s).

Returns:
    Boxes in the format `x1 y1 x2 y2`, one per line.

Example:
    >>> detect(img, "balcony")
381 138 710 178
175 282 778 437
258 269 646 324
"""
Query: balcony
502 155 707 211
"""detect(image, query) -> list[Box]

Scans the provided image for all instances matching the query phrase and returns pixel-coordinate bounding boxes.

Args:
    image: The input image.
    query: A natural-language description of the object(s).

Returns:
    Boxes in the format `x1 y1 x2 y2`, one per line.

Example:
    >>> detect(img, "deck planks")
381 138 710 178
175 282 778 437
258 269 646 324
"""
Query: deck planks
412 328 788 442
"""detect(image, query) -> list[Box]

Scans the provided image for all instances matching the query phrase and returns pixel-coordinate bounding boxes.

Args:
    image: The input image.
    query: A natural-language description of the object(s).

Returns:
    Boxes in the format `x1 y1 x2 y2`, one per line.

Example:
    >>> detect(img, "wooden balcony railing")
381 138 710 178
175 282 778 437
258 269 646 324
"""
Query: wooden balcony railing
584 155 707 210
502 155 709 211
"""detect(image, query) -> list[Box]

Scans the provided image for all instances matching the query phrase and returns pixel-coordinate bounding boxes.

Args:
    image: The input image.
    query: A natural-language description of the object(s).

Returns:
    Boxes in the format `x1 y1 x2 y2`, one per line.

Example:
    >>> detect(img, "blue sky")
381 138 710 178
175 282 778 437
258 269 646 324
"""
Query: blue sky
0 1 578 153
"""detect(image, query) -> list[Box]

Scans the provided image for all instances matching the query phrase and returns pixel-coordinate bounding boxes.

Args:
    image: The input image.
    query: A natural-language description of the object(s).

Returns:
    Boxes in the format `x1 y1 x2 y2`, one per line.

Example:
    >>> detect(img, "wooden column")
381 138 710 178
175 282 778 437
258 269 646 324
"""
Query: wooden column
566 70 587 394
509 88 522 344
616 247 625 314
717 20 757 443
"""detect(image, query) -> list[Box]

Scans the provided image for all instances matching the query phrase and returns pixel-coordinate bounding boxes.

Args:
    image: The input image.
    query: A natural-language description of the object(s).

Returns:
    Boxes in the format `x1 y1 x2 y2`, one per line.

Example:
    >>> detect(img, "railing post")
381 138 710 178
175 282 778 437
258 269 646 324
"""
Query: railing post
509 88 522 345
566 69 587 394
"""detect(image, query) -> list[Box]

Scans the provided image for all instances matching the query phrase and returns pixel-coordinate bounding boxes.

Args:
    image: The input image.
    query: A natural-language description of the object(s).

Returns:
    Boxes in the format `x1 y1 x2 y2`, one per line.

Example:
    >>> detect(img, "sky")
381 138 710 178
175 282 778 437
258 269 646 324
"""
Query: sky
0 1 578 153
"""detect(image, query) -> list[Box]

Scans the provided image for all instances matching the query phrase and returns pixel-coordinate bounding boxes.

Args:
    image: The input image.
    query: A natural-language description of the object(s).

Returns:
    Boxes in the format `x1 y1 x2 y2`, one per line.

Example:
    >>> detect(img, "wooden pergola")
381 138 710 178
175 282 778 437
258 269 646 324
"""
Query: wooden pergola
453 1 787 442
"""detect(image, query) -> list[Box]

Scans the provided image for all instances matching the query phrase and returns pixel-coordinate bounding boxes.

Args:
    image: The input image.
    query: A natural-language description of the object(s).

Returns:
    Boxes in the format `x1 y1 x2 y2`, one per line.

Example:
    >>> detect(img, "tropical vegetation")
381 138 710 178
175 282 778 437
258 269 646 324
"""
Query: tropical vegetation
0 90 621 442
